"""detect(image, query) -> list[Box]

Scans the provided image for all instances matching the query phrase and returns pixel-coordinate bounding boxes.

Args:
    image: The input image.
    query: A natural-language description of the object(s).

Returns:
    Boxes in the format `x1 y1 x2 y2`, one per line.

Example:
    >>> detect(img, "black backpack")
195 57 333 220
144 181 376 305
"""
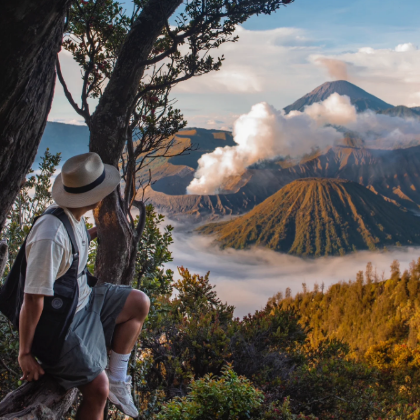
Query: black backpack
0 207 96 364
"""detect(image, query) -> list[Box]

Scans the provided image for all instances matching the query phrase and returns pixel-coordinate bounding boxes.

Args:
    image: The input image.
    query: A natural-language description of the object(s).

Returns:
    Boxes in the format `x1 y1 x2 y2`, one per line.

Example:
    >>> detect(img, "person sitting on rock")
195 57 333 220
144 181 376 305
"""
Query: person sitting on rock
17 153 149 419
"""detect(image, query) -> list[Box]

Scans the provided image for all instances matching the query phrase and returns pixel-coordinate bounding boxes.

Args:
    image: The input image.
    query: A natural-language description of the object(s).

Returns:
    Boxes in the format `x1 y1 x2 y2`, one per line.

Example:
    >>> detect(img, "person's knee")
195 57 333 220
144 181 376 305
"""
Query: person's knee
96 378 109 402
81 373 109 403
130 290 150 320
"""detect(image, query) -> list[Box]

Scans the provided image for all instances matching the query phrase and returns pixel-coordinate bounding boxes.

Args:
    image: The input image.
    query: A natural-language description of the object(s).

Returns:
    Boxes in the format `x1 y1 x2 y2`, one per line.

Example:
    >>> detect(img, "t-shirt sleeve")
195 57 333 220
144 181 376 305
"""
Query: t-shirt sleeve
24 239 66 296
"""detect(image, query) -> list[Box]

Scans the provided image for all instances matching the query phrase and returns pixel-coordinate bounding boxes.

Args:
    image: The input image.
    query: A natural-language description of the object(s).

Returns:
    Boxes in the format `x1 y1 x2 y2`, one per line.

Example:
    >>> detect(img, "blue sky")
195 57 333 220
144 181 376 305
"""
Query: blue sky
244 0 420 43
50 0 420 128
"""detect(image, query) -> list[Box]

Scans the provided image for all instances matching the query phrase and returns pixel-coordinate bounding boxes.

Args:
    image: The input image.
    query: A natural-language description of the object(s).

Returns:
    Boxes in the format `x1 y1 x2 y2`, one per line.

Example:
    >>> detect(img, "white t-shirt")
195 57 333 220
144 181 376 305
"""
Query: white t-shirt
24 205 92 312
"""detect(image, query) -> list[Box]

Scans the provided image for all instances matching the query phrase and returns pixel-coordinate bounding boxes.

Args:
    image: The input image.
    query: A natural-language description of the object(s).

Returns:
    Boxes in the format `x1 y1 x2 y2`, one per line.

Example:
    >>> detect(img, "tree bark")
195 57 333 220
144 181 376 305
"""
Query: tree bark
90 0 182 285
0 376 77 419
0 0 78 415
0 0 72 234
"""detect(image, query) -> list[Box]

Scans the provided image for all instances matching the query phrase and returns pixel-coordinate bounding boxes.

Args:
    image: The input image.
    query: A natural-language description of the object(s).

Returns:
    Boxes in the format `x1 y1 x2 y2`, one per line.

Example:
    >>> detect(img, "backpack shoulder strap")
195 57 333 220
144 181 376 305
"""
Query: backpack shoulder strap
42 208 79 255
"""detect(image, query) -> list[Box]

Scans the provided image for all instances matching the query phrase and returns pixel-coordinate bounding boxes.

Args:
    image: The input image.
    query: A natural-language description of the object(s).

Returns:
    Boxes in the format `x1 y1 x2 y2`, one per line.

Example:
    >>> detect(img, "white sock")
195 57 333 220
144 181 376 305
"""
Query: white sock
108 350 130 382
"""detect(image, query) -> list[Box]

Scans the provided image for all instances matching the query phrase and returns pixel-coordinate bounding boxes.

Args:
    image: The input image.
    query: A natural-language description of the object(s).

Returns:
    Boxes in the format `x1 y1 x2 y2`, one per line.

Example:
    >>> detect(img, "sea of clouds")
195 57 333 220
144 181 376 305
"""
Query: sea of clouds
165 223 420 317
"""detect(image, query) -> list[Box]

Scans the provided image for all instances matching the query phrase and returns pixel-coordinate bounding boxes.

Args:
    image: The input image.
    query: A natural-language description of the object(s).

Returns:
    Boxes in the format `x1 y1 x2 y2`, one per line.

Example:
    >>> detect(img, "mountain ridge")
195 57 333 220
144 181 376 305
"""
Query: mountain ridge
377 105 420 119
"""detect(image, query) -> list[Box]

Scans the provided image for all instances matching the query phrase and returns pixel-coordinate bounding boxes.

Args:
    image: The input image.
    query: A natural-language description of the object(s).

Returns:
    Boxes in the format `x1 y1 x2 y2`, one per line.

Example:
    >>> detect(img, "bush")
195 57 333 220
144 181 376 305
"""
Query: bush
156 365 263 420
379 403 420 419
261 397 318 420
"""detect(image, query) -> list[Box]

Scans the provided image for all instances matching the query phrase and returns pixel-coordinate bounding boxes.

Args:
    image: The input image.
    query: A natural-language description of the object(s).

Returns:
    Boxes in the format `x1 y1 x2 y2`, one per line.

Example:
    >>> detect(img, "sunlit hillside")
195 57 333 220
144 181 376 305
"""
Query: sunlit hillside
198 178 420 256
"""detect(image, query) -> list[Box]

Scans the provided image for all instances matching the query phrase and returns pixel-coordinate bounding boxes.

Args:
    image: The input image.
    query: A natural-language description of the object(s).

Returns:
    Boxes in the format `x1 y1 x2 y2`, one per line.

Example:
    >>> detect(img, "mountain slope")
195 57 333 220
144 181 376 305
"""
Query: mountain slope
278 145 420 209
36 122 89 166
149 144 420 221
198 178 420 256
377 105 420 119
284 80 393 113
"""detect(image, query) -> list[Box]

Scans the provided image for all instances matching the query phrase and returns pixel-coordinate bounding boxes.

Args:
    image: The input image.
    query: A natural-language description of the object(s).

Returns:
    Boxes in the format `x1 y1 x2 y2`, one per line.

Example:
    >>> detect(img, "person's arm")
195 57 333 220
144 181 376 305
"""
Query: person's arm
88 226 97 240
18 293 45 381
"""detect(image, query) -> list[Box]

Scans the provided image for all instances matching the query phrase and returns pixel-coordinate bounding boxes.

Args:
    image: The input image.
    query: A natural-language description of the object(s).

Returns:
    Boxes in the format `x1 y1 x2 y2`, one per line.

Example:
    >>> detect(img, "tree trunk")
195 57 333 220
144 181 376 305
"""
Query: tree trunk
0 1 78 415
0 0 72 234
0 376 77 419
90 0 182 285
93 191 136 285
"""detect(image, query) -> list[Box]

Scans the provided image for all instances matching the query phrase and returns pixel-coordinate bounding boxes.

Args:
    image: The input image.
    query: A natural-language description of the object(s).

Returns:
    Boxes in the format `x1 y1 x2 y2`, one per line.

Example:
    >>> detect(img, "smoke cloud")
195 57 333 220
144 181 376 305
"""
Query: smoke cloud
187 94 420 195
347 111 420 148
299 92 357 126
314 58 350 81
187 100 343 195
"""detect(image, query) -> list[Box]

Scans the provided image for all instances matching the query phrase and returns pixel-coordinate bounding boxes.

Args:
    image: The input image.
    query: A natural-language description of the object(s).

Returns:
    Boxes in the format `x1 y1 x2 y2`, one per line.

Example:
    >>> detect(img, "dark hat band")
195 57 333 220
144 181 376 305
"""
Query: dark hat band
63 170 106 194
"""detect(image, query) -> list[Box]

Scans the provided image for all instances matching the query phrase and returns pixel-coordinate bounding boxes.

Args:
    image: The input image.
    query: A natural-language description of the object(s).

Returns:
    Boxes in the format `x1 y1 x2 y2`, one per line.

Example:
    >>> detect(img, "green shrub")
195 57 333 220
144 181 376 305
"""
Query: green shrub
261 397 318 420
156 365 263 420
274 340 381 419
379 403 420 419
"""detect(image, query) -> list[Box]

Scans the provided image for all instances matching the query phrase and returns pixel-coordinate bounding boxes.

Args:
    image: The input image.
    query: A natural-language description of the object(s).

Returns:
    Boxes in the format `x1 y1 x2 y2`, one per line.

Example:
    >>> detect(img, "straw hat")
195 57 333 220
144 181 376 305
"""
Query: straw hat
52 153 121 208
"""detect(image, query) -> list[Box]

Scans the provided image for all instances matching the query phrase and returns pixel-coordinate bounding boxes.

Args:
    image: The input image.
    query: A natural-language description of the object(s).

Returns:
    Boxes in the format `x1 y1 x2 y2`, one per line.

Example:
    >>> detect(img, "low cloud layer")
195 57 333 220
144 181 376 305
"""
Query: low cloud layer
165 226 420 317
187 94 420 195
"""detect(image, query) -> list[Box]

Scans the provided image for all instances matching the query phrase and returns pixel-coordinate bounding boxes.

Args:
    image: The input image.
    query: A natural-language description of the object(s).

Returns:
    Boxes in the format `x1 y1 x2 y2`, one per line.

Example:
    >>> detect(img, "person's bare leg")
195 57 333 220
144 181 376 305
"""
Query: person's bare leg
107 290 149 418
113 290 150 354
76 371 109 420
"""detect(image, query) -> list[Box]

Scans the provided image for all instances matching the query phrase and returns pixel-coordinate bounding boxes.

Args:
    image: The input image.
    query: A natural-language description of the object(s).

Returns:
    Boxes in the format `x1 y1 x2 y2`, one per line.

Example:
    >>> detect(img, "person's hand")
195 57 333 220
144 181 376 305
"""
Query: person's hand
18 352 45 381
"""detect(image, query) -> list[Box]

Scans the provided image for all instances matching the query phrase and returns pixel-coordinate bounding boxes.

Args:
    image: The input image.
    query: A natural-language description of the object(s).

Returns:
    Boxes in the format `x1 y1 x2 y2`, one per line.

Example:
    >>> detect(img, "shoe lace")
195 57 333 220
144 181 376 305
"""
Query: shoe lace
125 382 135 405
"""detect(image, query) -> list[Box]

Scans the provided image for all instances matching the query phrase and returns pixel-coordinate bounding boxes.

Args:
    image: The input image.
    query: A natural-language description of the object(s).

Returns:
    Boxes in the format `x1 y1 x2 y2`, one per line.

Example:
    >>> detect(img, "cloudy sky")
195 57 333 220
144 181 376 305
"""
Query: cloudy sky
50 0 420 128
48 0 420 314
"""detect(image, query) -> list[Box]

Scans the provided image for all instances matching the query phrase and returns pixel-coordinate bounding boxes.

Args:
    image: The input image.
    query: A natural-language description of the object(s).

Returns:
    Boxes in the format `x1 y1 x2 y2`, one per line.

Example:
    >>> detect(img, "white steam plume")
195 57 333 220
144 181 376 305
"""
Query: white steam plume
187 100 342 195
346 111 420 148
302 92 357 126
187 93 420 195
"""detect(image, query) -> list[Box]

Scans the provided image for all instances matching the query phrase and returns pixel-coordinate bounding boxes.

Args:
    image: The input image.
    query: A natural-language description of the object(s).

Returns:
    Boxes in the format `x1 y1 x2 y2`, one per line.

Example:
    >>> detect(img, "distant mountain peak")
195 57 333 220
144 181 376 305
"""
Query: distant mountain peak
284 80 393 114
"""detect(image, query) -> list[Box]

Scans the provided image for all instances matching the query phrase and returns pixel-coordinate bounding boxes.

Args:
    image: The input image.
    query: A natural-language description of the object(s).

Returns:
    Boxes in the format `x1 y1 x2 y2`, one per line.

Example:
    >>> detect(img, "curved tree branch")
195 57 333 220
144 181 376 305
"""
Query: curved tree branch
56 56 90 124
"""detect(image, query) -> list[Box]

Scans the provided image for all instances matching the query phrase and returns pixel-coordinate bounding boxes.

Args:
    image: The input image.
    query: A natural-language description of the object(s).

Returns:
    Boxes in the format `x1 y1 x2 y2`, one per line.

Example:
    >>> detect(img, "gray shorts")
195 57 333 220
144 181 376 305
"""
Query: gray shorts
41 283 132 390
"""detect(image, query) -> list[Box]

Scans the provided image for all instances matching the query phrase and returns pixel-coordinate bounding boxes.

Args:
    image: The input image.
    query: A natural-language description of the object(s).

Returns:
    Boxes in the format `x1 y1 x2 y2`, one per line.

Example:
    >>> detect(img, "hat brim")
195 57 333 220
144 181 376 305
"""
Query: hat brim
52 164 121 208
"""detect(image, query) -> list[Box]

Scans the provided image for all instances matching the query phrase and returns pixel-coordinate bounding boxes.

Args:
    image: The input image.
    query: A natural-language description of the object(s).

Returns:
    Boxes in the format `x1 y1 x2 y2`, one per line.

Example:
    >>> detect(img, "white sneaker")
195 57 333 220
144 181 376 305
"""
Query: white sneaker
107 373 139 418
